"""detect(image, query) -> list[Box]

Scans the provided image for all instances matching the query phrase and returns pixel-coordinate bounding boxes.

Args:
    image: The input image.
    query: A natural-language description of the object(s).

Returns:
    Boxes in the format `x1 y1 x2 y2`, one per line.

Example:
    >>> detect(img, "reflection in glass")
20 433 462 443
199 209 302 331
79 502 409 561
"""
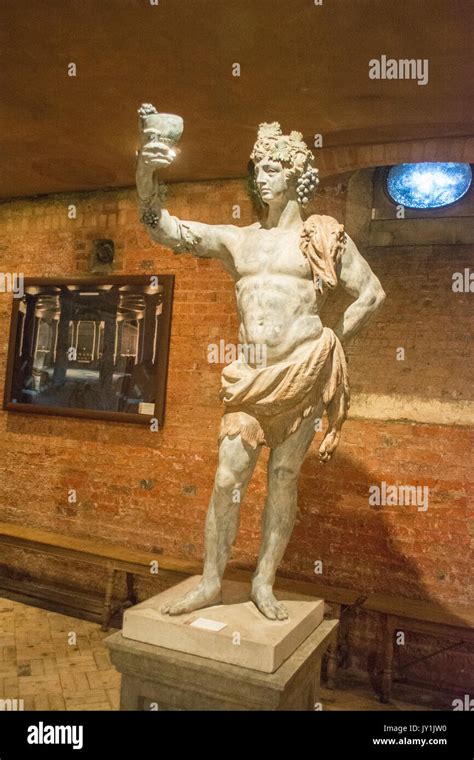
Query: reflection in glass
76 321 96 363
121 320 139 359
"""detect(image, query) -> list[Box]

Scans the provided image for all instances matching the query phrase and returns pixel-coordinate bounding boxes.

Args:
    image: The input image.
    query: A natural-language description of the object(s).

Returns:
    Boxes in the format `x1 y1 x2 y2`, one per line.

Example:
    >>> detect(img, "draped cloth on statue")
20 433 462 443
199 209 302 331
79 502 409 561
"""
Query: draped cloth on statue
218 215 350 450
299 213 347 293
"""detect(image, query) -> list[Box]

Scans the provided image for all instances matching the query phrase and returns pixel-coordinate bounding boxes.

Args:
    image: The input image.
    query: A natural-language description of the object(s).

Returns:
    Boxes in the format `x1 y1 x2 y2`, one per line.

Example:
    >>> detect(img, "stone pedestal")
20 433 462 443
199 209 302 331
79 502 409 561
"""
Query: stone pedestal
105 577 338 710
121 575 325 673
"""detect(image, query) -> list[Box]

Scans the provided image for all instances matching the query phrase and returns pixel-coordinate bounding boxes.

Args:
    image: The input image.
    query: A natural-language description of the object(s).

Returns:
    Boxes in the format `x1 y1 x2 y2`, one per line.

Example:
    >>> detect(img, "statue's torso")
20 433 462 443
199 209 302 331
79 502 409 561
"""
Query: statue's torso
230 225 327 365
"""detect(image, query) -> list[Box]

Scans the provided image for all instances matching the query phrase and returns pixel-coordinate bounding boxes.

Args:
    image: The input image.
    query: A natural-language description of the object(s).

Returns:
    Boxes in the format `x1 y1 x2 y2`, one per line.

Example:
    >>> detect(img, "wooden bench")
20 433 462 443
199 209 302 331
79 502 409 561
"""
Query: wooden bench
364 593 474 702
0 521 200 631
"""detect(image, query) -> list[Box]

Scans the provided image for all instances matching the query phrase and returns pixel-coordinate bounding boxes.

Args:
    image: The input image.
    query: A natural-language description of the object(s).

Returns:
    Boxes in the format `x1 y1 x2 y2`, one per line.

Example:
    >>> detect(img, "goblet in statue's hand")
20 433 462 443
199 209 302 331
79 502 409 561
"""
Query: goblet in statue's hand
139 129 177 171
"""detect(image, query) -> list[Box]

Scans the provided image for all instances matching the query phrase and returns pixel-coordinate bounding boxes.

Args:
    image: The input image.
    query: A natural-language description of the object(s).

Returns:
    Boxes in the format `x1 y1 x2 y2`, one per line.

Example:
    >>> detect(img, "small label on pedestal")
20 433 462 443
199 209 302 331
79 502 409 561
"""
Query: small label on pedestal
189 617 227 632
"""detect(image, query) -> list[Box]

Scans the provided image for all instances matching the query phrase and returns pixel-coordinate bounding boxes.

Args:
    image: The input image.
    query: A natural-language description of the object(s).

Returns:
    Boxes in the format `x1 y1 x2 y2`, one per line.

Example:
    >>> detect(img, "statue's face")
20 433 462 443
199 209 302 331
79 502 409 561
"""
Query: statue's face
254 155 291 204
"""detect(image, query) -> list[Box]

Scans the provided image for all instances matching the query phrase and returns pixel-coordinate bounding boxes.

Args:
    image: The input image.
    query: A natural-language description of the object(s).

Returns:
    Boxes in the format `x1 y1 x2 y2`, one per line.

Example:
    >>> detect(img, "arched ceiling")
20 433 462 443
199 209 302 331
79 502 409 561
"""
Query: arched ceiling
1 0 473 198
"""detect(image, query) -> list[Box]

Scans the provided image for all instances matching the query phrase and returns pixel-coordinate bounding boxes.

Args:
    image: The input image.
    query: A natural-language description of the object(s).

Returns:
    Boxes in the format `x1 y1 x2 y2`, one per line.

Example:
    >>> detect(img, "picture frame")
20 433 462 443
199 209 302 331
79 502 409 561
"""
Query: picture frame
3 275 174 426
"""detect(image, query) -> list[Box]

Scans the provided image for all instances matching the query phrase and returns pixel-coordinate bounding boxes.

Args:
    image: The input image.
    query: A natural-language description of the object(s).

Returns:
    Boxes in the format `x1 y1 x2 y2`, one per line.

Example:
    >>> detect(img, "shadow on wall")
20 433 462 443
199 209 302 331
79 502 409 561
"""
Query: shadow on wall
289 448 440 596
283 445 473 695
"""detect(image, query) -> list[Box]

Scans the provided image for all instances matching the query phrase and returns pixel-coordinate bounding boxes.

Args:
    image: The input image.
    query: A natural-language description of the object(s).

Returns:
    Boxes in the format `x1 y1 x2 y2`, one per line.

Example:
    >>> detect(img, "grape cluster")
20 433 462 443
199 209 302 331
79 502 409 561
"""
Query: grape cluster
296 167 320 205
141 208 160 228
138 103 158 118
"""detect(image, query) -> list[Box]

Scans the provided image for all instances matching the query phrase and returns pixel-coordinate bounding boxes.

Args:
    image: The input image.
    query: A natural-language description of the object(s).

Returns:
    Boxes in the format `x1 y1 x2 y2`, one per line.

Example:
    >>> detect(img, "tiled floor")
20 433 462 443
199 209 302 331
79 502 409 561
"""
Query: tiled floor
0 597 120 710
0 597 436 711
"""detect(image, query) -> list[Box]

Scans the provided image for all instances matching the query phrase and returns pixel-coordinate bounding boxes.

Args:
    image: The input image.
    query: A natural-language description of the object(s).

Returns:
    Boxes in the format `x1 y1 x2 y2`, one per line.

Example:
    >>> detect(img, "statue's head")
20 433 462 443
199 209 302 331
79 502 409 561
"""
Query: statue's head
248 122 319 210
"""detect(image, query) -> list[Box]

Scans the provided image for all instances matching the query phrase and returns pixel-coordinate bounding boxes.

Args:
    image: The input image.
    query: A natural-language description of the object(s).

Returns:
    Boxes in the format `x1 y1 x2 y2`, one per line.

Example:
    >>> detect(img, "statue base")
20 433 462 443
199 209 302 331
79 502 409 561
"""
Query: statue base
105 576 338 711
121 575 324 673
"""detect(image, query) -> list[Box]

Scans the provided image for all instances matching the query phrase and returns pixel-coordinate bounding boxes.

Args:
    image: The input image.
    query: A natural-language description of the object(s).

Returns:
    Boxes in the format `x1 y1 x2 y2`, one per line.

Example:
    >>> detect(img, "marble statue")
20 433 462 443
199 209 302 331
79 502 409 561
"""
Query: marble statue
136 105 385 620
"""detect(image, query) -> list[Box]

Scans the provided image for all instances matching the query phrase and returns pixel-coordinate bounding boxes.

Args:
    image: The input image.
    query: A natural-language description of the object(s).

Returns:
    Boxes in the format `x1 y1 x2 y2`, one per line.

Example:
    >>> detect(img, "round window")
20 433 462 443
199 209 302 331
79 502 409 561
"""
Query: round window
386 162 472 209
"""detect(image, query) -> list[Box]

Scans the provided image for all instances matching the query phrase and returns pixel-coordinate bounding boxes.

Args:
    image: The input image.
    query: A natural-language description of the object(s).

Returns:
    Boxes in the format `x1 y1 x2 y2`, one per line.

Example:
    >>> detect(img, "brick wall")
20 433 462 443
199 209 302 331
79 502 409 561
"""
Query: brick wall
0 178 472 697
326 245 473 401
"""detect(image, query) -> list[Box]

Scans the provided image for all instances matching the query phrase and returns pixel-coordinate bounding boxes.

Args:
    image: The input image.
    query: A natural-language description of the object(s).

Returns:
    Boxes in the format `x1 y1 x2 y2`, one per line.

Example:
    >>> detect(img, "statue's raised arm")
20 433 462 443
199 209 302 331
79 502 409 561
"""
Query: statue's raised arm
135 104 236 263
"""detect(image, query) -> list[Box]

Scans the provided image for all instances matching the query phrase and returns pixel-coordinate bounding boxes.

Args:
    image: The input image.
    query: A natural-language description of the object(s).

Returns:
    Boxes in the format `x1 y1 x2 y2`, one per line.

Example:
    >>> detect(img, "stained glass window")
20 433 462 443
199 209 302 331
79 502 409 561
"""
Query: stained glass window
386 162 472 209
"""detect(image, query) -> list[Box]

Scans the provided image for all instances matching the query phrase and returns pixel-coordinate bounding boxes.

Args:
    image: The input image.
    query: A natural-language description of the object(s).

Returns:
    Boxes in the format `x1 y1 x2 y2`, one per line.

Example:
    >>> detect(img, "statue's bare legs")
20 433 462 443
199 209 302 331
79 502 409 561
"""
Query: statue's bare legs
250 404 323 619
161 433 261 615
162 404 322 619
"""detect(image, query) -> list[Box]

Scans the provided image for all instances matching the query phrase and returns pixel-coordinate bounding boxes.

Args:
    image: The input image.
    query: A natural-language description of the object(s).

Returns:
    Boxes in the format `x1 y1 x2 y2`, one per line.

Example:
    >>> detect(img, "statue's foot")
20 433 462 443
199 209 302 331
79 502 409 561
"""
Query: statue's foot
250 584 289 621
160 579 222 616
319 429 340 462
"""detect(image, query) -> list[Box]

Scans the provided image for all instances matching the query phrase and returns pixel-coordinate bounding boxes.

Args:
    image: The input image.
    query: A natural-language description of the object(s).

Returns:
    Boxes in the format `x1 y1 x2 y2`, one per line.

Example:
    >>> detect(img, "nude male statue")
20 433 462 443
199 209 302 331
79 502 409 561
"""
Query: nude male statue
136 115 385 620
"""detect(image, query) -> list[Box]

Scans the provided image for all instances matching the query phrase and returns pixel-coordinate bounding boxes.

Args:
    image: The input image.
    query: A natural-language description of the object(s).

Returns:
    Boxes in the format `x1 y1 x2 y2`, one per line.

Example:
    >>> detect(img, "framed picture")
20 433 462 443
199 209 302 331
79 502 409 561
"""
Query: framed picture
3 276 174 425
